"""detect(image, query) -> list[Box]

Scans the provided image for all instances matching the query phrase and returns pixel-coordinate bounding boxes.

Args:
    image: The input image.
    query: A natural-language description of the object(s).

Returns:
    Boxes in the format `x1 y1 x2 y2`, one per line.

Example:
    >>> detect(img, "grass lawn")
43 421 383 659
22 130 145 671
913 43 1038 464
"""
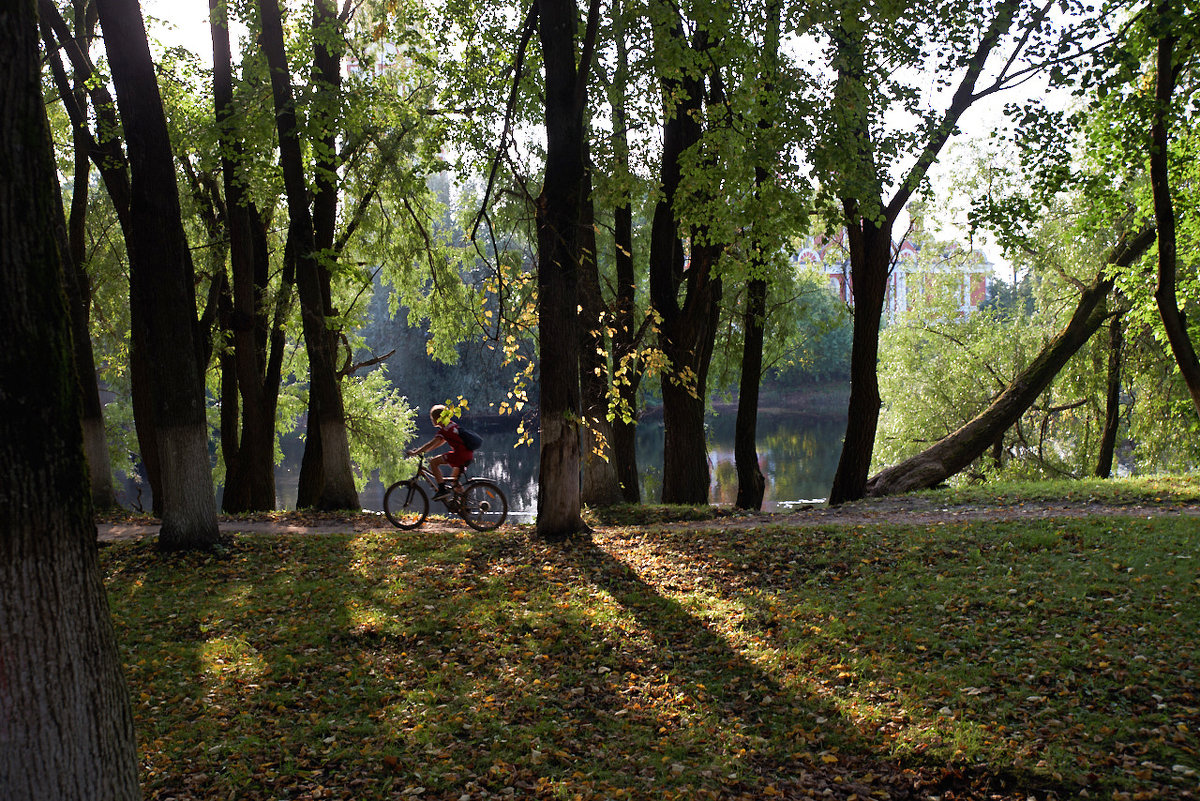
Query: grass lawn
101 500 1200 799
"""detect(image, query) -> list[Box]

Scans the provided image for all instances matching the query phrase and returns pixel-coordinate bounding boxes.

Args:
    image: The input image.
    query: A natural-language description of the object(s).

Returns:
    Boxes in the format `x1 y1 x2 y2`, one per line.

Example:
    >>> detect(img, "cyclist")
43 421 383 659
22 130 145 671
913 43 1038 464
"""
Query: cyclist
406 404 475 501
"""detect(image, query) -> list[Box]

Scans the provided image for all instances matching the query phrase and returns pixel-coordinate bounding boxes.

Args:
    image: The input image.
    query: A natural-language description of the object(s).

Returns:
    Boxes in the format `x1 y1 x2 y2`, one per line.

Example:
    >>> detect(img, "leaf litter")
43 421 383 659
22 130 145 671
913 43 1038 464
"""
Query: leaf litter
100 508 1199 800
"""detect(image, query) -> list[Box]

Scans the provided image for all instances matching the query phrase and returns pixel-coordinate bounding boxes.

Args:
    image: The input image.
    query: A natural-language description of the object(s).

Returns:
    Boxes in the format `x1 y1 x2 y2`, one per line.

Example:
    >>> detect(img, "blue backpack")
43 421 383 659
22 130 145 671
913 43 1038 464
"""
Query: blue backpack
458 426 483 451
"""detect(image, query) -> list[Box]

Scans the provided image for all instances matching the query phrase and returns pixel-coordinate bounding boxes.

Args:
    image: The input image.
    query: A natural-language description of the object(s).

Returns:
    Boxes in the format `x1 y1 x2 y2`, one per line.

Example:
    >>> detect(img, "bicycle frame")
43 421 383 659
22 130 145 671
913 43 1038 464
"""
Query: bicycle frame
406 456 463 504
385 454 509 531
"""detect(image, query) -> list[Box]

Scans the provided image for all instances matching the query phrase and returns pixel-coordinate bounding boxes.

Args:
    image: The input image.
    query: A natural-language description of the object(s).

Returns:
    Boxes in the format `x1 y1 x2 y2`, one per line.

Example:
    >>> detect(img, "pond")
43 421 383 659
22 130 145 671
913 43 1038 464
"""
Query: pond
270 410 847 521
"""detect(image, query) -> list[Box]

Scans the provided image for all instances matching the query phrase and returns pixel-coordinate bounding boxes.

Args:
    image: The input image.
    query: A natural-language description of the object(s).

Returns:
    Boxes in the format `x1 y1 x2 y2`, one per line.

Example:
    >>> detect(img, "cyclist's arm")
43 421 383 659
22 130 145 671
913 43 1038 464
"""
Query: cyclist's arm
407 434 445 456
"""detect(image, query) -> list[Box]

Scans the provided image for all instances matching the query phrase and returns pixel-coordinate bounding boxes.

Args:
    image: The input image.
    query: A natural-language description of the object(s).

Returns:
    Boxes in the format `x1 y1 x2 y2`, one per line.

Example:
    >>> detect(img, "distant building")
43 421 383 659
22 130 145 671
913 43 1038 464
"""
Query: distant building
793 230 992 317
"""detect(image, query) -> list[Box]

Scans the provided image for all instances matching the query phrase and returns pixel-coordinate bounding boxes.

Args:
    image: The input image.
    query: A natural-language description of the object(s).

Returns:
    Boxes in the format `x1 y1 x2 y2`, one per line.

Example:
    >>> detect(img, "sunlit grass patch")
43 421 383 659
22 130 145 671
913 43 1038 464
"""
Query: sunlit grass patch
102 511 1200 800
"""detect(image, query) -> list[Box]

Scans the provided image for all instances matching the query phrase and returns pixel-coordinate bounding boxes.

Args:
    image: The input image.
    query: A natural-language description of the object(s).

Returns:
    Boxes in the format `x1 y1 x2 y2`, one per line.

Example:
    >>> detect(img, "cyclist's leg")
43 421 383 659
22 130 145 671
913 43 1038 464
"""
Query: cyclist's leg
428 453 450 483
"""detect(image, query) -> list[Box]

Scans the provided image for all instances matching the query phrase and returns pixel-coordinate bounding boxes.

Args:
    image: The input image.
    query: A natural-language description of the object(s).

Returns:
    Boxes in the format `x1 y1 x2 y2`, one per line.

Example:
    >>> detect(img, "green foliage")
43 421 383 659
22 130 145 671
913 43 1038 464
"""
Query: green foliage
343 368 418 488
714 266 851 392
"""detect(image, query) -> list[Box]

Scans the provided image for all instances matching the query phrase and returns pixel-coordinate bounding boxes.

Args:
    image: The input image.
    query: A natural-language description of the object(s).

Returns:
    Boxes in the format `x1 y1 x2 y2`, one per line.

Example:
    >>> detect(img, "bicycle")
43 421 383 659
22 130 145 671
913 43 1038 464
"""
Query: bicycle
383 455 508 531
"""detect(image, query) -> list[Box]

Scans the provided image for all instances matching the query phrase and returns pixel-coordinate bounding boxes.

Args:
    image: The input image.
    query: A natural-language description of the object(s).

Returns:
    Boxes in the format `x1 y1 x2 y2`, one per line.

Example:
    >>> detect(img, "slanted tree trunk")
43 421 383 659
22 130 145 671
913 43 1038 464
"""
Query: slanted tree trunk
535 0 594 538
259 0 359 510
96 0 220 548
0 3 140 793
1149 24 1200 416
60 131 116 510
40 0 157 510
866 227 1155 497
1095 310 1124 478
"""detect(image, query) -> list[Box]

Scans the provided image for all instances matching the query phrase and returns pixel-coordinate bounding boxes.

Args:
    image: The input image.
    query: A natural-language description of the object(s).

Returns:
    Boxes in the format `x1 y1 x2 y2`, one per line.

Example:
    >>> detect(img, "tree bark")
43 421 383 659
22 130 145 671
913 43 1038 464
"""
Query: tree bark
1149 25 1200 416
39 0 160 511
209 0 278 512
866 227 1156 497
1095 310 1124 478
649 16 723 506
258 0 359 510
1 3 141 794
828 217 891 504
608 1 641 504
59 127 116 510
735 276 768 509
578 164 624 508
535 0 591 538
734 0 782 511
826 0 1022 504
96 0 220 547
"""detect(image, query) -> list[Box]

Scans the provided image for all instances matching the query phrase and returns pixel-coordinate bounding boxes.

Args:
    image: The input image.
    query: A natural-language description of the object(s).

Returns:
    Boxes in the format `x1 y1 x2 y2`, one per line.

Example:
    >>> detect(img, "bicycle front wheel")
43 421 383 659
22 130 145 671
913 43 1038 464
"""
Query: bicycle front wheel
458 479 508 531
383 480 429 529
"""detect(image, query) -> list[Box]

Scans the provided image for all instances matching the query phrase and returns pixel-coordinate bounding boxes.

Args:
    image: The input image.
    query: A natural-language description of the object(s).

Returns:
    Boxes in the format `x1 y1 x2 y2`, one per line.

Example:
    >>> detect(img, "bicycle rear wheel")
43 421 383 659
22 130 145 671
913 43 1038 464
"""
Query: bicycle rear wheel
383 480 429 529
458 479 508 531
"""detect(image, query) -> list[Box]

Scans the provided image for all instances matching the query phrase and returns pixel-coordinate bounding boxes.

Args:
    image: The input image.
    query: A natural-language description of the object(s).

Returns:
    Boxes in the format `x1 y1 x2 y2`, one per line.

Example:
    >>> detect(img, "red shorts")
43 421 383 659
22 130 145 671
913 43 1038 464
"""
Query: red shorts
445 448 473 468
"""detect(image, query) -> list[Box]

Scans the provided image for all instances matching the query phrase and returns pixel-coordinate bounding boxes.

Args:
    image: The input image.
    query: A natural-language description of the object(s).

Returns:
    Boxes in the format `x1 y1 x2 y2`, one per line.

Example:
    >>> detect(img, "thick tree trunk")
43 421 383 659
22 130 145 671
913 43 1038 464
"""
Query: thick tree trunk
97 0 220 547
0 4 141 795
535 0 589 538
1095 311 1124 479
866 228 1156 497
578 167 623 508
259 0 359 510
1150 29 1200 417
210 0 276 512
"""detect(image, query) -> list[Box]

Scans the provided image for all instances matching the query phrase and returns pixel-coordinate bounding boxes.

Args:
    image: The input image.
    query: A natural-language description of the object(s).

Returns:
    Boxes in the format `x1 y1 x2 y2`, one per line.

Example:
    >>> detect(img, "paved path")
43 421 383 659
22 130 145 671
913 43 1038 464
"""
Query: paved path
96 499 1200 544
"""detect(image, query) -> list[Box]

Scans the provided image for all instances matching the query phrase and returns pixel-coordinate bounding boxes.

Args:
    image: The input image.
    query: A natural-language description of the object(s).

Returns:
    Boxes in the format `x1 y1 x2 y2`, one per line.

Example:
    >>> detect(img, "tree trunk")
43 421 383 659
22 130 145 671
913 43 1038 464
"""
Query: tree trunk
648 15 723 506
535 0 590 538
611 192 642 504
1095 310 1124 479
828 218 892 504
39 0 159 511
825 1 1021 505
578 165 623 508
1149 26 1200 416
60 129 116 510
258 0 359 510
866 228 1156 497
608 1 641 504
734 0 781 511
0 4 141 794
97 0 220 547
210 0 277 512
735 276 768 509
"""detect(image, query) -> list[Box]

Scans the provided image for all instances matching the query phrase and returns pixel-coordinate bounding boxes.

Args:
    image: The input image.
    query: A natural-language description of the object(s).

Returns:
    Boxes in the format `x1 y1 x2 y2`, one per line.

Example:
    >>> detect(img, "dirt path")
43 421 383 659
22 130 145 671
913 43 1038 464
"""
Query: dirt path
95 496 1200 543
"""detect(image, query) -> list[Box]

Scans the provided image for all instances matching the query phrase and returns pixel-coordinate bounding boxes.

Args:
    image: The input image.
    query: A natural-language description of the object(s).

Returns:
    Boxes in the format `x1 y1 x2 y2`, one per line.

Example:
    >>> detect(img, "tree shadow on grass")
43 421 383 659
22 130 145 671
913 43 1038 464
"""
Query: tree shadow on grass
559 536 1083 801
101 527 1086 801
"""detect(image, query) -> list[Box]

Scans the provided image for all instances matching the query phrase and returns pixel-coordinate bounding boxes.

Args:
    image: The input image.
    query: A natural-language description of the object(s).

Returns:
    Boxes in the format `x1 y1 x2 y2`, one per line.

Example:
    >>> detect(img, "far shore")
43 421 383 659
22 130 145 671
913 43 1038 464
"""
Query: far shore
467 381 852 428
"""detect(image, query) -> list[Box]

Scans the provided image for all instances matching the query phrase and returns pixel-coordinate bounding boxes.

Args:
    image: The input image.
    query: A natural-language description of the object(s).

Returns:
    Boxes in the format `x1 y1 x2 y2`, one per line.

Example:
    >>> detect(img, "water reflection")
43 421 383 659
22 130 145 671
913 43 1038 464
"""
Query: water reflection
345 412 845 521
123 412 846 521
